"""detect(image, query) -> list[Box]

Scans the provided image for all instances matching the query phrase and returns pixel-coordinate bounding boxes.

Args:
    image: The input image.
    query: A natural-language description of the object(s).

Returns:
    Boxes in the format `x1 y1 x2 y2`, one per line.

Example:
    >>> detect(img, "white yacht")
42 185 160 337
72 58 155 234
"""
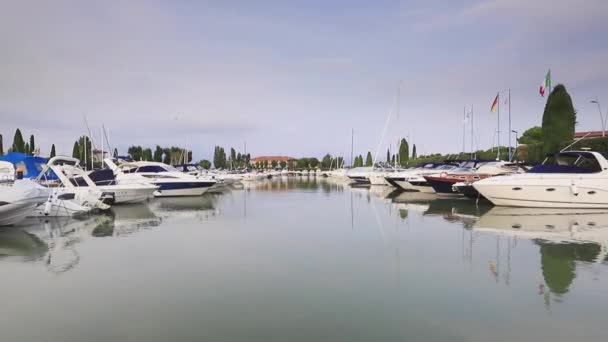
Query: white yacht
36 157 112 214
346 167 374 184
105 159 216 197
385 163 457 192
474 151 608 208
0 162 49 225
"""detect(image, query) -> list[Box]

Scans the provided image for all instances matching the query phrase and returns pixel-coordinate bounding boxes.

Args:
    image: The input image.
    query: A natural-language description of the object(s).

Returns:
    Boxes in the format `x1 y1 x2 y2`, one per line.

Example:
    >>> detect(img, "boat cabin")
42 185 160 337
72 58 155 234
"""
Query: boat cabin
529 151 608 174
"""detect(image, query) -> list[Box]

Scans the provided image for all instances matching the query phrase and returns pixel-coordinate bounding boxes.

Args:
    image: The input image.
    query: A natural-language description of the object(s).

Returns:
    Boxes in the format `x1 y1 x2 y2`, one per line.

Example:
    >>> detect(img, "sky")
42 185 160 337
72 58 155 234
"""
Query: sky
1 0 608 162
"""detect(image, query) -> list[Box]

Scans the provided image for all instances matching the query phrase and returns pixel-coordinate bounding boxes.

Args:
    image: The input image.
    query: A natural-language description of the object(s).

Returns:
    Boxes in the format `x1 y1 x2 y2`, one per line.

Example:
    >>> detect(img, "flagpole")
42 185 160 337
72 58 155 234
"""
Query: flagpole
497 93 501 160
508 88 512 161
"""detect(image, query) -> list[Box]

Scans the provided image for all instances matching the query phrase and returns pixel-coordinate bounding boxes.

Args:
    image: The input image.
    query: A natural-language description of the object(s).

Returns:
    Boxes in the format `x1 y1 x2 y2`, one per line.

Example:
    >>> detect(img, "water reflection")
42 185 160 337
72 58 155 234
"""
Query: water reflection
0 227 47 261
1 178 608 341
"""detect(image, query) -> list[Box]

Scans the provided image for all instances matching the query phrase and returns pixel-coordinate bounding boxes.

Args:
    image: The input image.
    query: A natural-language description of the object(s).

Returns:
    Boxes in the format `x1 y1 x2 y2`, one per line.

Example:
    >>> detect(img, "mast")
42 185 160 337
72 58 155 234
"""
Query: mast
100 127 104 168
462 106 466 155
508 88 512 161
497 94 501 160
350 128 354 167
470 105 474 159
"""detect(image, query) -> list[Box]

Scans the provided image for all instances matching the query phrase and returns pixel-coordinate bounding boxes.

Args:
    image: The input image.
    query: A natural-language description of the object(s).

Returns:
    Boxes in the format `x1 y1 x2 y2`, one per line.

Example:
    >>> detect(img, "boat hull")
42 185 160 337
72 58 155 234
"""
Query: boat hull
0 202 38 226
474 174 608 208
153 182 216 197
98 185 157 204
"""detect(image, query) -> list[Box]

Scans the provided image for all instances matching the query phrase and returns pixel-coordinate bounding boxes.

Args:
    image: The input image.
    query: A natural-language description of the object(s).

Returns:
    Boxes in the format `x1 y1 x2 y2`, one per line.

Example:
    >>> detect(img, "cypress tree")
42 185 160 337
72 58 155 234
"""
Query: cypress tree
12 128 25 153
72 141 80 160
365 151 373 166
0 134 3 155
412 144 417 160
113 148 118 158
29 135 35 154
399 138 409 166
24 142 30 155
50 144 56 158
386 149 390 163
153 145 163 162
542 84 576 155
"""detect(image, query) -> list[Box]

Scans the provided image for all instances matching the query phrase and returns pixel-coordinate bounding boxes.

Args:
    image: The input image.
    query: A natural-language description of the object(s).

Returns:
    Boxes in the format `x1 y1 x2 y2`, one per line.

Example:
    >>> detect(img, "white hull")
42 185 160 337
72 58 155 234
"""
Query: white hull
98 185 156 204
474 174 608 208
153 187 209 197
32 200 92 217
394 180 435 193
0 202 38 226
368 174 389 186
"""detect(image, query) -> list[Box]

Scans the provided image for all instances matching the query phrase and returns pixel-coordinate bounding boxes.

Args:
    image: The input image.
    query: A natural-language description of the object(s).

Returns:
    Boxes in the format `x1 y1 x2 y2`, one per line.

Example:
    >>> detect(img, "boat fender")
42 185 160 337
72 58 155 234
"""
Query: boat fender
43 198 53 216
570 183 579 196
440 172 447 178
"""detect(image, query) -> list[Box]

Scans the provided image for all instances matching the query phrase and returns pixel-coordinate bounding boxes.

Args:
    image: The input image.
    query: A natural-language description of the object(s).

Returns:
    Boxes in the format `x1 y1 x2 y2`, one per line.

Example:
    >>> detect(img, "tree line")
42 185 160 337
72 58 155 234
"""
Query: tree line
0 128 57 158
212 146 251 169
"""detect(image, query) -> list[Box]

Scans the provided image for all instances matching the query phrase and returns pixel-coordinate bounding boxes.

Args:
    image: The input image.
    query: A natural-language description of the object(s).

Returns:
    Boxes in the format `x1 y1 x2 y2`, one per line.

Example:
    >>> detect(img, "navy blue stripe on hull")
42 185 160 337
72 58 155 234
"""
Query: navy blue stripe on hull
426 179 457 194
155 182 215 190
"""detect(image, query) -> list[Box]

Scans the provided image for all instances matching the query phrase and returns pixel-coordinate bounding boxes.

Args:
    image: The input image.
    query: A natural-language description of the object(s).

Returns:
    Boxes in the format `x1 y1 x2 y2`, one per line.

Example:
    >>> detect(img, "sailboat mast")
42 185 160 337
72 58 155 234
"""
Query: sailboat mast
497 94 501 160
462 106 466 155
508 88 512 161
350 128 354 167
470 105 474 159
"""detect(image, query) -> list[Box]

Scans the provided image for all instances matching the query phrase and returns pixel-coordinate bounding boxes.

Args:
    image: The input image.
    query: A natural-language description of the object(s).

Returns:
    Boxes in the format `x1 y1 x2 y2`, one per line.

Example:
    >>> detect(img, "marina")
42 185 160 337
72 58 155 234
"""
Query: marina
1 176 608 341
2 1 608 340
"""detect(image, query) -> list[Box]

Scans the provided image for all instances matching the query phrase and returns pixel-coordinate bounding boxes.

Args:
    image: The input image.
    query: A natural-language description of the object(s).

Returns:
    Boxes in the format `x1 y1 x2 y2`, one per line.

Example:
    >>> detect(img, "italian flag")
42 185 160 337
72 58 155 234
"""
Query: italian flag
539 70 551 97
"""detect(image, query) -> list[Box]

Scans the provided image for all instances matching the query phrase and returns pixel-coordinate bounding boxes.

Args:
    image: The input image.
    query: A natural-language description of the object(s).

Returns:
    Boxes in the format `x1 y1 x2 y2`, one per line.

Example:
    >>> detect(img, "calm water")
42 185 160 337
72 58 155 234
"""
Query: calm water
1 177 607 342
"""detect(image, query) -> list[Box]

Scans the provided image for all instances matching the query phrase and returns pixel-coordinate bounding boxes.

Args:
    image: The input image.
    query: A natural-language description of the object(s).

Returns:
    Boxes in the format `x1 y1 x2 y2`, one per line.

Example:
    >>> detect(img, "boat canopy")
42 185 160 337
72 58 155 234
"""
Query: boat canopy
0 152 47 178
528 151 603 174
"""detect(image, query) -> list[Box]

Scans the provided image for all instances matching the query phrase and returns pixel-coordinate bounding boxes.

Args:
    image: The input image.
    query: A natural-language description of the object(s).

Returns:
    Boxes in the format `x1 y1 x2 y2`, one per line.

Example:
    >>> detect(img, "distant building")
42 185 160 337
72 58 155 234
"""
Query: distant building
251 156 296 169
92 149 109 163
574 131 608 139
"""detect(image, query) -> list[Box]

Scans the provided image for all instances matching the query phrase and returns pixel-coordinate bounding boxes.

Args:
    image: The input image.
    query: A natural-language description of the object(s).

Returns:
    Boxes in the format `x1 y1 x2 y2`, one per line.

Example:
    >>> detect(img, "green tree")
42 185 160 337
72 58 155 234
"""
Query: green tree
77 136 93 169
12 128 25 153
142 148 153 161
386 149 390 163
50 144 56 158
0 134 3 155
24 142 30 155
399 138 409 166
365 151 373 166
271 160 278 169
542 84 576 155
321 154 332 169
412 144 417 160
29 135 35 154
280 161 287 169
113 148 118 158
153 145 163 162
519 126 543 145
230 148 236 163
199 159 212 169
72 141 80 161
128 146 144 161
163 148 171 164
309 158 320 169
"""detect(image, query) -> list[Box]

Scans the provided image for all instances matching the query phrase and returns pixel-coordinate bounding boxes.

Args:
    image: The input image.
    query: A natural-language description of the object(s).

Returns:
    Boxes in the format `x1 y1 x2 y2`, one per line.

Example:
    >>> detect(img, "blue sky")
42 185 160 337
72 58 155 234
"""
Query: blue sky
1 0 607 161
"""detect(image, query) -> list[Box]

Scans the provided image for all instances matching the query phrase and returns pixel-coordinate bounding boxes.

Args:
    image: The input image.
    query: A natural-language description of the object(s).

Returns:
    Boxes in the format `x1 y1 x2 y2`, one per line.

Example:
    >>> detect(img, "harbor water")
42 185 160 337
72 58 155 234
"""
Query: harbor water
1 177 607 341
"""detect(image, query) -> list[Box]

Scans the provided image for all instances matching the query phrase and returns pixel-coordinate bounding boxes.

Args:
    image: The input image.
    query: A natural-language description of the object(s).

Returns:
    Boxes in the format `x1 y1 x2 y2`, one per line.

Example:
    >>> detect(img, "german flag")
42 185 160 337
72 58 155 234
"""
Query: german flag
490 93 499 113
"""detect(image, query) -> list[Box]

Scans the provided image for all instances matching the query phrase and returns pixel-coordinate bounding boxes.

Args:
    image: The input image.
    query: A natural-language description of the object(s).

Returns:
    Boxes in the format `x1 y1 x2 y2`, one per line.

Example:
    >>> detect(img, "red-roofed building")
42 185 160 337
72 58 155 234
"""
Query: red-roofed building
251 156 296 169
574 131 608 138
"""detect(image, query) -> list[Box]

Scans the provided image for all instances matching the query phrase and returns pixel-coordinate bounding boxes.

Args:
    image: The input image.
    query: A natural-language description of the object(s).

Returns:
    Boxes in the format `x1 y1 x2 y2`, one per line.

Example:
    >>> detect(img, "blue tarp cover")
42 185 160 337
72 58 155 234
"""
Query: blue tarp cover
0 152 48 178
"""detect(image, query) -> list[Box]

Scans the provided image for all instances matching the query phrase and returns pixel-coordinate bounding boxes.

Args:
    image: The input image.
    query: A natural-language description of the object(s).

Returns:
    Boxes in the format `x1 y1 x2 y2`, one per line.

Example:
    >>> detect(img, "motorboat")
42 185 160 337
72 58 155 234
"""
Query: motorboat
424 160 522 195
385 162 457 192
36 157 112 214
347 167 374 184
0 162 49 225
105 158 216 197
474 151 608 208
85 168 159 204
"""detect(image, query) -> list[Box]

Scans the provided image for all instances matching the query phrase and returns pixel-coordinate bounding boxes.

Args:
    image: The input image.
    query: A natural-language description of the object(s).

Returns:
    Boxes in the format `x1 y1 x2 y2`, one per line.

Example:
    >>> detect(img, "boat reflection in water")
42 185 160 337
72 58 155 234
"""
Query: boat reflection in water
0 227 48 262
476 207 608 258
149 194 221 221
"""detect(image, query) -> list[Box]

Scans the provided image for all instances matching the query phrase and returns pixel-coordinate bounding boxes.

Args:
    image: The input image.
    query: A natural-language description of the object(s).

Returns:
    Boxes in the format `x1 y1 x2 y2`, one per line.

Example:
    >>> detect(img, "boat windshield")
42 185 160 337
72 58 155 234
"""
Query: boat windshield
436 165 455 170
450 167 474 174
529 152 602 173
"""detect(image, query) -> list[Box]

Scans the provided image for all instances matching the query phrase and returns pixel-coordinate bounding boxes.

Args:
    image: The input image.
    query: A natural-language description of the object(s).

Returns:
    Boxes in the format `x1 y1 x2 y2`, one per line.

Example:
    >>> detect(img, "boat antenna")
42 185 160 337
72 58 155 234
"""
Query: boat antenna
560 132 592 152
